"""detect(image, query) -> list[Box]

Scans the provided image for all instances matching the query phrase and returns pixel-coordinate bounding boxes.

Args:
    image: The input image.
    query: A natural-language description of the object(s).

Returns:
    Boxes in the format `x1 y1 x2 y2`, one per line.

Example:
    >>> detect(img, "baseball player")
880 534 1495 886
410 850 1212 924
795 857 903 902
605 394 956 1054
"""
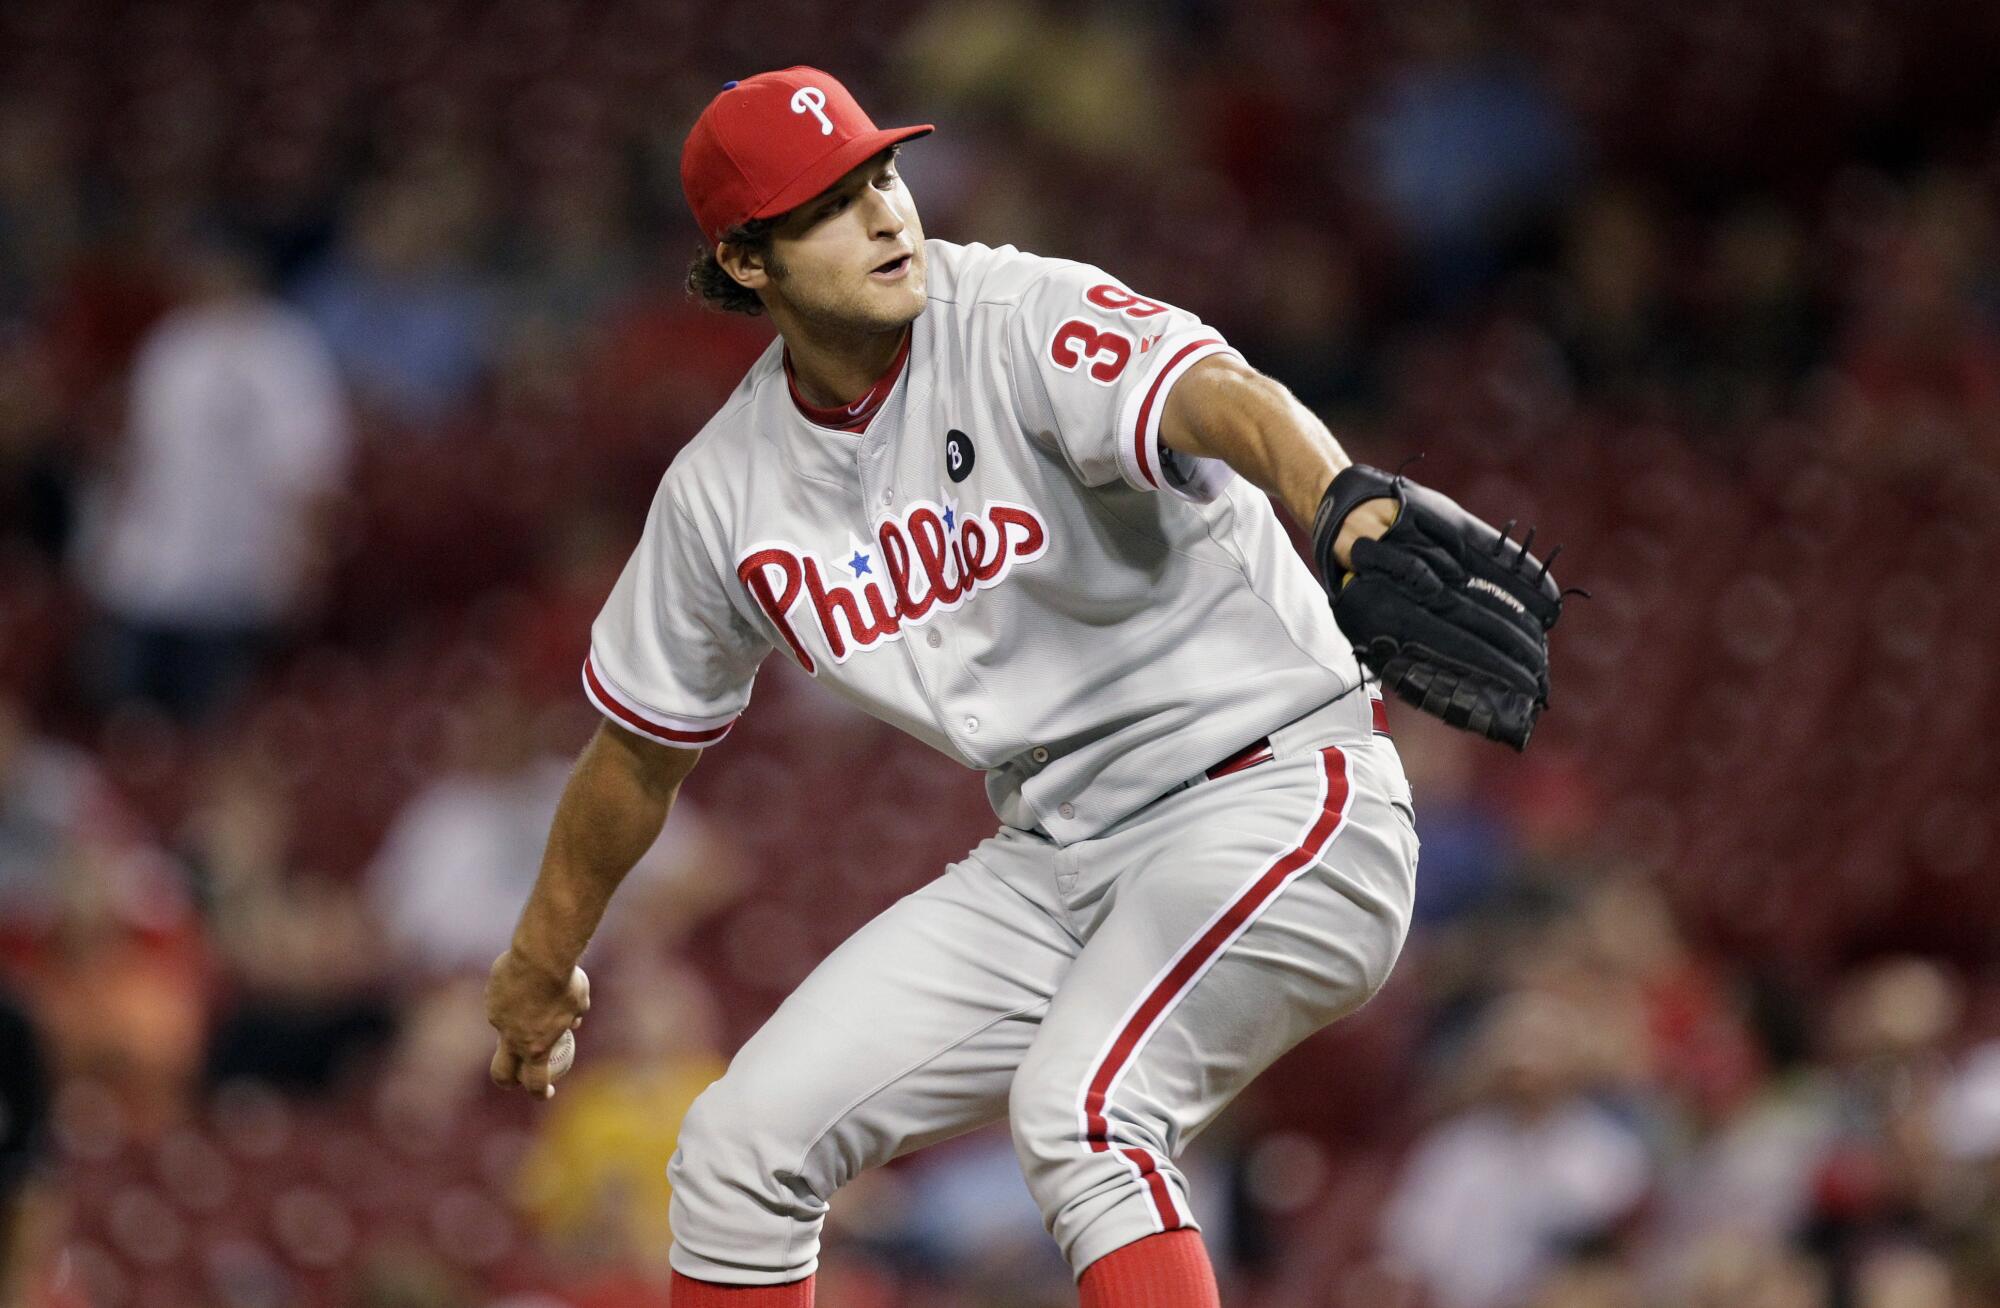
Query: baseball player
485 67 1568 1308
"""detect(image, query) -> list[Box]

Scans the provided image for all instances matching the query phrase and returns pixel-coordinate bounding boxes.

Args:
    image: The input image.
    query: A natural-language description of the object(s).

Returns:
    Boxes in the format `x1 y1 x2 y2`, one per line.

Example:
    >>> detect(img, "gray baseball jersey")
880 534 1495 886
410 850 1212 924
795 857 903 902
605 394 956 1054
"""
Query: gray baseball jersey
582 238 1418 1285
584 238 1363 844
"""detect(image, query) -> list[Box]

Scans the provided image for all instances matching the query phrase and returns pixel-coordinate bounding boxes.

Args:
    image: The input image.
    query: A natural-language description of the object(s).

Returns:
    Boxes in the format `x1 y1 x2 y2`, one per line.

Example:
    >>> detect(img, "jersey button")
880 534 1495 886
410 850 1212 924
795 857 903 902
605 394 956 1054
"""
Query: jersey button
882 490 893 506
1030 746 1050 764
1058 802 1076 820
964 716 980 733
926 630 942 648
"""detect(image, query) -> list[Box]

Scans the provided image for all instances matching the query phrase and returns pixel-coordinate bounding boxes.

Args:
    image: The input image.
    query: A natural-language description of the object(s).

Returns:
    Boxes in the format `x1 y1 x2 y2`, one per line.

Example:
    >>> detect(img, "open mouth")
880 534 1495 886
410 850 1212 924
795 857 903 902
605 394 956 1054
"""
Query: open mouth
870 253 912 279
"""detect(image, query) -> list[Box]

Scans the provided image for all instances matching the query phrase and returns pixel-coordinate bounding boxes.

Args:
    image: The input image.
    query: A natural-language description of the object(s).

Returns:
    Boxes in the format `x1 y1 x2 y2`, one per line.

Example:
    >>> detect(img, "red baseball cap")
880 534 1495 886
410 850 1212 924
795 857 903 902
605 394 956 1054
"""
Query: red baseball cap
681 67 934 247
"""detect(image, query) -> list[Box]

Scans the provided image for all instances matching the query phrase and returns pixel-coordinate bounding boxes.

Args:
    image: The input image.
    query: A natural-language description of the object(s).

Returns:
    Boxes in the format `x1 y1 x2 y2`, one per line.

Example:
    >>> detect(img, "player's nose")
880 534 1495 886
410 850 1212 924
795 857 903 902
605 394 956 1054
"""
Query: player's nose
862 187 905 240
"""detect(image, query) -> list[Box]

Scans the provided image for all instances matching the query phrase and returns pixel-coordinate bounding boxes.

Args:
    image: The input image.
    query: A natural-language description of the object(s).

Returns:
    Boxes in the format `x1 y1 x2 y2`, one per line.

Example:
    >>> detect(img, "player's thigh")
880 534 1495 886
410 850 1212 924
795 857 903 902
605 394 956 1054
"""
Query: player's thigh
1016 739 1416 1157
682 829 1079 1199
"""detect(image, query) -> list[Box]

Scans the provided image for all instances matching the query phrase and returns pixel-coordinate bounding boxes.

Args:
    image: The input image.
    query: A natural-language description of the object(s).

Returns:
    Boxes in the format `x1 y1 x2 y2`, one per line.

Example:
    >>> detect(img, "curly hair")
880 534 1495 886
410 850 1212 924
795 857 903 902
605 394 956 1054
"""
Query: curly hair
685 215 783 316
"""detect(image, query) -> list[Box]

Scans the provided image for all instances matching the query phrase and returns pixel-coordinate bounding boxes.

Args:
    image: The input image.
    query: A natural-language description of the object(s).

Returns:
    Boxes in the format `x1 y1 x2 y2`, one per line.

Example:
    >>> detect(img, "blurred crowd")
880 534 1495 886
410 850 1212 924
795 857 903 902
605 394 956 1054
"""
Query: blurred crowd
2 0 1999 1306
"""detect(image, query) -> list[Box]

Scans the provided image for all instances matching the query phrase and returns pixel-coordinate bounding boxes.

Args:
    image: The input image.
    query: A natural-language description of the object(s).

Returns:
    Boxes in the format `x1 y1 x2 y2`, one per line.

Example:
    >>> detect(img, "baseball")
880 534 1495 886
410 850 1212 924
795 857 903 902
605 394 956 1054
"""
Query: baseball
547 1029 576 1082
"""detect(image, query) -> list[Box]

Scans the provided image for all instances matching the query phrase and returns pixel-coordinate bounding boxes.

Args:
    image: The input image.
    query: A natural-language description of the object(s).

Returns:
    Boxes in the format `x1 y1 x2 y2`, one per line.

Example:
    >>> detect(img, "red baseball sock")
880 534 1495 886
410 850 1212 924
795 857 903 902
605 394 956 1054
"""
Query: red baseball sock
669 1271 813 1307
1078 1230 1220 1307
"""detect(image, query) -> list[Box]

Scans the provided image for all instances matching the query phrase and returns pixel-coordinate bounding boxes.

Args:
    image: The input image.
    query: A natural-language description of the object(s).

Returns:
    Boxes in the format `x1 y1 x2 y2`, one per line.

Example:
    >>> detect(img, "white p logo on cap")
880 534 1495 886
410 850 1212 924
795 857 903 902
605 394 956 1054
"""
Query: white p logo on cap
790 86 833 136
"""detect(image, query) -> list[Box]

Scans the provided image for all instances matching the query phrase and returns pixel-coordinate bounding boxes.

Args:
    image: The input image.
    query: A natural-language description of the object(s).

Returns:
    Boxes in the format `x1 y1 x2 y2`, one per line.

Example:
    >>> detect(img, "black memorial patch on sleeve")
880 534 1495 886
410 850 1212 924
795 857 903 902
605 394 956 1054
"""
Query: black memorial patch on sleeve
945 428 975 482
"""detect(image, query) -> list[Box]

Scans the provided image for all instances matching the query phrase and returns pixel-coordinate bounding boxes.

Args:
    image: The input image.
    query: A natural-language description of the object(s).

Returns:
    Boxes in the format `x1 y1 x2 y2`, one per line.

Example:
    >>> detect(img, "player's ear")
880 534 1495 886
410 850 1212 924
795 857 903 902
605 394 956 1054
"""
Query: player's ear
716 241 771 293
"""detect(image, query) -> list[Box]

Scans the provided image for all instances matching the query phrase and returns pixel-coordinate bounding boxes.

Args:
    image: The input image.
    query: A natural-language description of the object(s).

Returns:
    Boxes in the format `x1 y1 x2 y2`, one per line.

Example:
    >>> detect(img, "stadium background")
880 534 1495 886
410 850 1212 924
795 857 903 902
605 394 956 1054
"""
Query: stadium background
3 0 2000 1305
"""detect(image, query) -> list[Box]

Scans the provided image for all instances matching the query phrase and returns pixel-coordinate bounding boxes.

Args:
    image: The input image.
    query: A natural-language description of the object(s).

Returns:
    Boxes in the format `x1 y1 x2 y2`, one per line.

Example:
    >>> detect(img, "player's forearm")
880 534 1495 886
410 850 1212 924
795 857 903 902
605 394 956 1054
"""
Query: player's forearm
1158 356 1403 571
508 724 696 979
1159 356 1351 531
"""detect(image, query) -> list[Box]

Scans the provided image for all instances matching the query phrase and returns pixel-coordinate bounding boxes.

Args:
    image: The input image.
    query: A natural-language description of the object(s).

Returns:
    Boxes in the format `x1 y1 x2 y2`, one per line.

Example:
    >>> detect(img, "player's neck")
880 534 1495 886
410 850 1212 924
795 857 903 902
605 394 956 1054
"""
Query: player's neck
777 320 911 410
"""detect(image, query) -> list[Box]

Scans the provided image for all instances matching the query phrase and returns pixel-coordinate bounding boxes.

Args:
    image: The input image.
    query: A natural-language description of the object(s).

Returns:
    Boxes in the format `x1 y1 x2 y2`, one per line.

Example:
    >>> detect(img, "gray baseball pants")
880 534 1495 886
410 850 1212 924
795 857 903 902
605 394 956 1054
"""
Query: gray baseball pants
666 692 1418 1284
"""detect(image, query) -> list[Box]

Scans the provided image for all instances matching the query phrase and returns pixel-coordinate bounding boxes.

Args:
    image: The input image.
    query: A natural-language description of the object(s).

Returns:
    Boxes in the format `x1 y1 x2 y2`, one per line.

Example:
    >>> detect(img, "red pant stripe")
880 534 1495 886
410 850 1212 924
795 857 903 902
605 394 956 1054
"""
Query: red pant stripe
1079 746 1354 1229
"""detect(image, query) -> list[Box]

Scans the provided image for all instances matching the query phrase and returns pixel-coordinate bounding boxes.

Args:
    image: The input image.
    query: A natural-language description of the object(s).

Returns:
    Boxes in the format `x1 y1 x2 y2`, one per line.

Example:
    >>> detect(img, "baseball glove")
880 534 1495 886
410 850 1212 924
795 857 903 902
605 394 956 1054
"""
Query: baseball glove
1310 463 1571 751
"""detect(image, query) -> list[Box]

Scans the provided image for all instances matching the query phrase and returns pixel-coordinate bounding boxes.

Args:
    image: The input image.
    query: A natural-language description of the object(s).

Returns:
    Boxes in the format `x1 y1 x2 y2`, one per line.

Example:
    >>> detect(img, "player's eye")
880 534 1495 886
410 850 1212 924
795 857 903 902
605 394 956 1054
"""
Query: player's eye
874 169 898 190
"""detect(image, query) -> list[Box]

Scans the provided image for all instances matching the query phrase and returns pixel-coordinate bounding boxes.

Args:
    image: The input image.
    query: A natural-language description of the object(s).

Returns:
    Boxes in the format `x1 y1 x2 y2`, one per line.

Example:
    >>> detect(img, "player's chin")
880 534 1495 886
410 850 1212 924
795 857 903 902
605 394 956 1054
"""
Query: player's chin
859 277 926 326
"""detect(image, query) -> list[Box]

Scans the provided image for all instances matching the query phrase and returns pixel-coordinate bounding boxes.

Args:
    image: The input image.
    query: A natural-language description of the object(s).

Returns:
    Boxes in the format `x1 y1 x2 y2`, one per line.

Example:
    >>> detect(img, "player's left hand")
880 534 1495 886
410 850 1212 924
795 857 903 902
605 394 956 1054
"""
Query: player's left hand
1310 463 1573 750
486 951 589 1099
1329 495 1399 570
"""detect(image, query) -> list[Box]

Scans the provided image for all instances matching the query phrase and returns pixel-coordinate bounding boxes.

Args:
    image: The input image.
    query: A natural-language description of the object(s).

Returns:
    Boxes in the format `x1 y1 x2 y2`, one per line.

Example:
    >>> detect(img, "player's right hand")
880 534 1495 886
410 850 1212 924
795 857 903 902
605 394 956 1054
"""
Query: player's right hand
485 951 590 1099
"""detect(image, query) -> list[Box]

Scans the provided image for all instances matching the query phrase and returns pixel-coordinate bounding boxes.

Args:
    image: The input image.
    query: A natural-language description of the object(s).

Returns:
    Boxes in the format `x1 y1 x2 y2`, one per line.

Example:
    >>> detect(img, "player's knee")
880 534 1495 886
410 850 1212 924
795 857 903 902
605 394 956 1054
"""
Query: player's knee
1006 1056 1169 1203
1004 1069 1058 1181
668 1076 829 1236
667 1084 743 1223
1007 1056 1071 1196
1007 1059 1192 1272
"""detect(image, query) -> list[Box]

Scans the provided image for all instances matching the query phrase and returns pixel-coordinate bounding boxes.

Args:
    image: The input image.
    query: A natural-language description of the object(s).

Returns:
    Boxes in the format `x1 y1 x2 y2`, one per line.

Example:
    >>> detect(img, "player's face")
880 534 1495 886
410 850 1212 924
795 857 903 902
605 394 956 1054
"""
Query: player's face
762 149 926 333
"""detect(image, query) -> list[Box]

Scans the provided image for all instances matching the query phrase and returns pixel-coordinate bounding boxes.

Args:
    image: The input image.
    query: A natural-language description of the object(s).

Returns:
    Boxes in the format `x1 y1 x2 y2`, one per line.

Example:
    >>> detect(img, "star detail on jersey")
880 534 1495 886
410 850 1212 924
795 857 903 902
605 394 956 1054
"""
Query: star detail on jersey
735 499 1050 675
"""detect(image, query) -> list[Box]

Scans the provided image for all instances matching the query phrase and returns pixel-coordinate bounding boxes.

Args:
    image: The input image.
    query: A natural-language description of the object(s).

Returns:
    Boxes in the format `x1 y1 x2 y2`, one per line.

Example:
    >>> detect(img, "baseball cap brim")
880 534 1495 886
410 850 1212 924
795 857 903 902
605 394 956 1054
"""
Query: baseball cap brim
748 124 935 227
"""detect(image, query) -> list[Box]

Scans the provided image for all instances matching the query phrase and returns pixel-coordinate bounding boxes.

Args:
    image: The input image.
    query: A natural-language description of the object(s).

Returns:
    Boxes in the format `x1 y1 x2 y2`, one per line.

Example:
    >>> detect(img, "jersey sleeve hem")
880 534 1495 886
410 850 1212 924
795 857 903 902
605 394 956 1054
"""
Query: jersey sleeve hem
581 650 739 748
1112 337 1242 498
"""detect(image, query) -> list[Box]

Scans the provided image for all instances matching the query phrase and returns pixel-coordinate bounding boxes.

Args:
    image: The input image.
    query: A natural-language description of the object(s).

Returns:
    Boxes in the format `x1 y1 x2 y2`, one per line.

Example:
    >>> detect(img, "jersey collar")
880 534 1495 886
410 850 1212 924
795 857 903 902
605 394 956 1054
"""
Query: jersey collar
783 328 912 434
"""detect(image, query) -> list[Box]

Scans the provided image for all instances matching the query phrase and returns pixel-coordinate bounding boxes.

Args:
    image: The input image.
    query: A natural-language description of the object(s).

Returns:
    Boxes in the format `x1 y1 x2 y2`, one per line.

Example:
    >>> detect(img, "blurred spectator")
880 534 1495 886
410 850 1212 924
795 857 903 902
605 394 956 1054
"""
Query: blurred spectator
1832 171 2000 464
1851 1246 1953 1308
1644 1015 1838 1277
185 753 395 1093
1682 202 1824 428
1938 1039 2000 1164
1379 990 1651 1308
0 693 206 1140
1232 225 1377 420
292 164 496 424
497 166 640 346
364 680 744 977
363 682 583 979
1390 711 1521 925
896 0 1170 162
1551 188 1676 413
1806 959 1964 1271
1524 1258 1643 1308
70 230 348 725
0 693 191 976
1357 0 1581 306
1662 1235 1827 1308
1544 877 1744 1097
